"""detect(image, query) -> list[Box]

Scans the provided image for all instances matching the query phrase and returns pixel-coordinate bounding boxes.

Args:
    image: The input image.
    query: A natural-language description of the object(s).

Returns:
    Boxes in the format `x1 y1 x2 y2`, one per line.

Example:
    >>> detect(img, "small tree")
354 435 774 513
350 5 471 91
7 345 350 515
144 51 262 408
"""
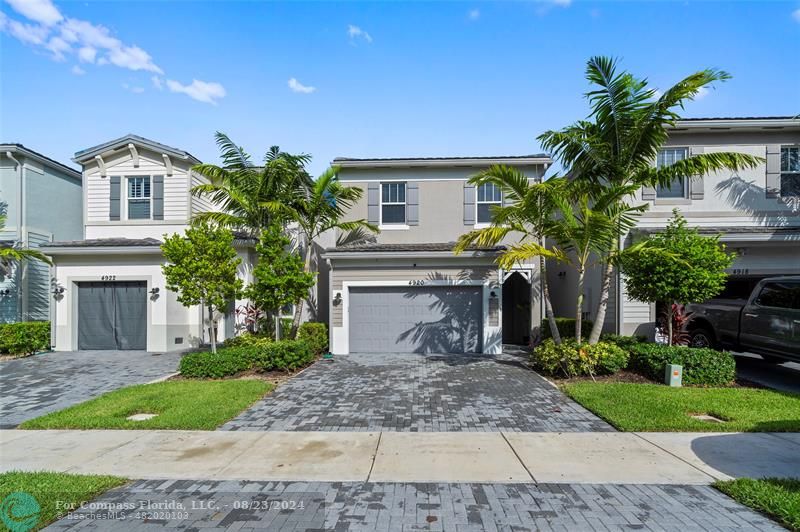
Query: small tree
620 210 734 345
246 223 315 333
161 222 243 353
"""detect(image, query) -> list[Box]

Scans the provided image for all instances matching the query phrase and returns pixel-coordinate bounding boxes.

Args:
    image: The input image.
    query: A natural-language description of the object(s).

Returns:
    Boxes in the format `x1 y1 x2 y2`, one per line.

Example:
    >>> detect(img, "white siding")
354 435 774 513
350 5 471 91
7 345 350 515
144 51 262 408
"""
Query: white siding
190 172 218 215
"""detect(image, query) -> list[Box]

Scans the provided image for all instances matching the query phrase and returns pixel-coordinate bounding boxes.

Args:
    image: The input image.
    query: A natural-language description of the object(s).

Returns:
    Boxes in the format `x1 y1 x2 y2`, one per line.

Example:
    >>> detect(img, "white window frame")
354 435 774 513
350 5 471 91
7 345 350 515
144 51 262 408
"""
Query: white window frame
125 176 152 220
780 145 800 198
655 147 689 199
380 181 408 228
476 182 502 227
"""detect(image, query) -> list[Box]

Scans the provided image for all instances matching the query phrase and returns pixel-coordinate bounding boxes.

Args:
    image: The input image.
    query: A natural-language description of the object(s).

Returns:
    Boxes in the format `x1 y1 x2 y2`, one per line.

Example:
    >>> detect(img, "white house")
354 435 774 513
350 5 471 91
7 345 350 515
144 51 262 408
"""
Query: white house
42 135 255 352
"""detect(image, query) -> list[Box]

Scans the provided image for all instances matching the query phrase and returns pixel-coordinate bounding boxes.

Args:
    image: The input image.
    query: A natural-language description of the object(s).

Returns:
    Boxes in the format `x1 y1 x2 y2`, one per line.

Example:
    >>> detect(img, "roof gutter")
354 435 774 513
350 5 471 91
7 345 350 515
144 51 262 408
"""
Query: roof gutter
40 246 164 256
321 250 502 260
672 118 800 130
2 146 81 181
333 157 553 169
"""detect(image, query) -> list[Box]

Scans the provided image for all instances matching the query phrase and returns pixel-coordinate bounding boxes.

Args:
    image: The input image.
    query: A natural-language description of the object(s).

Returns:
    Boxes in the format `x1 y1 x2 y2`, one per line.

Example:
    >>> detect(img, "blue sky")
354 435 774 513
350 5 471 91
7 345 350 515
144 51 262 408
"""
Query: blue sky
2 0 799 176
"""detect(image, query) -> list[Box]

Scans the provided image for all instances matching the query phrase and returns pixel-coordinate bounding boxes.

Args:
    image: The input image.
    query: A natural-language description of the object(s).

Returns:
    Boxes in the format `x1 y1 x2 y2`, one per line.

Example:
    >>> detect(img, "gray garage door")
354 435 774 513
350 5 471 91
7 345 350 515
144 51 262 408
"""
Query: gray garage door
349 286 483 354
78 282 147 350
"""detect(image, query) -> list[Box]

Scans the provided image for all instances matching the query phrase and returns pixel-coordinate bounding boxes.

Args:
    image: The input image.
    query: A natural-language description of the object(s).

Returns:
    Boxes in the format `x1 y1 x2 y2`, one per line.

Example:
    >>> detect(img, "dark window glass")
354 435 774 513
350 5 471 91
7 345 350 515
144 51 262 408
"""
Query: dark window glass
755 282 799 309
382 204 406 224
656 148 688 198
477 204 494 224
128 199 151 219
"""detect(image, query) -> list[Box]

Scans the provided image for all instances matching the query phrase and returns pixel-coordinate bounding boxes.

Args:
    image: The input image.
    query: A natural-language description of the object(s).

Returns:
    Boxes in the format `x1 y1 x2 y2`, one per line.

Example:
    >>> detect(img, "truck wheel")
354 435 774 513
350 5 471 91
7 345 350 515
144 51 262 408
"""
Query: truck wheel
689 328 715 349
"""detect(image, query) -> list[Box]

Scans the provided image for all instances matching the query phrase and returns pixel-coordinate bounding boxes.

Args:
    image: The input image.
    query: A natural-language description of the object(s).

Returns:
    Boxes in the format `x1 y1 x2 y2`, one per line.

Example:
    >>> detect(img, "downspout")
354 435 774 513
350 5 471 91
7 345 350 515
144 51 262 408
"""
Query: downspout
6 151 23 321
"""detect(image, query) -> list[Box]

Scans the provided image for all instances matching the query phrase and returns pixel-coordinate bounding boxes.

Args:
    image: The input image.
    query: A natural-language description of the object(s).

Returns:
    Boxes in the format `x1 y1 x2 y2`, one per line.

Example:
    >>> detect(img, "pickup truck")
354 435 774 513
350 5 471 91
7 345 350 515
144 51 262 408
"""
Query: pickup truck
687 276 800 363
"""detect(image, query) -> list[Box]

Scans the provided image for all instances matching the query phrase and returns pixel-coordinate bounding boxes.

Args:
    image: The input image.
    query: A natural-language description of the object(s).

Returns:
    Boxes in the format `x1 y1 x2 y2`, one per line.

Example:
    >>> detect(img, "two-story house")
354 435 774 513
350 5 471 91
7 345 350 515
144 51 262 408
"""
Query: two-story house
0 144 82 323
321 155 552 355
548 116 800 338
42 134 255 352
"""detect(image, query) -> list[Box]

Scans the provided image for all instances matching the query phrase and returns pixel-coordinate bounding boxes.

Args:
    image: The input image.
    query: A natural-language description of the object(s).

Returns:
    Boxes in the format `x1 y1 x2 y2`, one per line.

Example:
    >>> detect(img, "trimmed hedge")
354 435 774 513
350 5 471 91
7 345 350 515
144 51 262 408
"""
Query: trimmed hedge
532 338 629 378
541 318 594 340
222 333 272 348
180 339 315 379
628 343 735 386
600 333 647 351
0 321 50 356
297 322 328 356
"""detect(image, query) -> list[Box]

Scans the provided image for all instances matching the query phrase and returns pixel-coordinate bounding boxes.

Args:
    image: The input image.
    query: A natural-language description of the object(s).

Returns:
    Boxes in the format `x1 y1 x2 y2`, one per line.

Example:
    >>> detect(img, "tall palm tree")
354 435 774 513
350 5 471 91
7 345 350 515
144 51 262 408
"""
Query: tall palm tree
190 132 312 236
285 166 378 336
454 167 567 344
539 56 763 344
0 212 52 279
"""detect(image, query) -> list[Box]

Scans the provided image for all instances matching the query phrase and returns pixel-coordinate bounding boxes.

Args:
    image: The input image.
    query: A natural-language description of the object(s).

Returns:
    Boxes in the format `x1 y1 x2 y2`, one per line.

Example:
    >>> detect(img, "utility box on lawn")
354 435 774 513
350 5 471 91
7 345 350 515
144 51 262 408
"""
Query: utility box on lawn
665 364 683 387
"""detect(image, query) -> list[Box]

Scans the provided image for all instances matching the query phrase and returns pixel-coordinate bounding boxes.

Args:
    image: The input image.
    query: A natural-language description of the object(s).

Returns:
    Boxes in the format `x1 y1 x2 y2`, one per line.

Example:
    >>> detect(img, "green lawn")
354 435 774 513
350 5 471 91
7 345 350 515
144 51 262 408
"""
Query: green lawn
715 478 800 531
20 380 272 430
0 471 126 531
563 382 800 432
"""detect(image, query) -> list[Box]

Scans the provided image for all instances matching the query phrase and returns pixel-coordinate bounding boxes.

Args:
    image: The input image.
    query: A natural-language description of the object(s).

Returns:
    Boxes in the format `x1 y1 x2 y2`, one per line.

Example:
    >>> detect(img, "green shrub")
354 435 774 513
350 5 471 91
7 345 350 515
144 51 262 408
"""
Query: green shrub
541 318 594 340
297 322 328 356
0 321 50 355
222 333 272 348
600 333 647 351
179 347 251 378
531 339 628 378
180 339 316 378
628 343 735 386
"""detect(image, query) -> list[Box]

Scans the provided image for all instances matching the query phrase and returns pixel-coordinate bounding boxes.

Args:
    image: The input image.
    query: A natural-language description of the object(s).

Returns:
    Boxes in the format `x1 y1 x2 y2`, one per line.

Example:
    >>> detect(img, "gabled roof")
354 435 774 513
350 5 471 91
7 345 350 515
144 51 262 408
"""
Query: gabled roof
73 134 201 164
333 154 552 169
0 144 81 180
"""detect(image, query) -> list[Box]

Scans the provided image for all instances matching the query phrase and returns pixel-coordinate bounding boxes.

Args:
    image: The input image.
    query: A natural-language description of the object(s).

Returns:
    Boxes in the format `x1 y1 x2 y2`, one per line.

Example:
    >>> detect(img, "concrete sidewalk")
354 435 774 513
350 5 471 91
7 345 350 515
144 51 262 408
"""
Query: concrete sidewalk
2 430 798 484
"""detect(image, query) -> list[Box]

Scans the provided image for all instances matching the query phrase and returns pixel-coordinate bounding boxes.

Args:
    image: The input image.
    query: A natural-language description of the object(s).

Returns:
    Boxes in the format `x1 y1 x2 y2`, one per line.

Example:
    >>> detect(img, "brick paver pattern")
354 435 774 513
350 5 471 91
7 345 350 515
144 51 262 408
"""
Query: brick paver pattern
46 480 781 531
222 352 613 432
0 350 184 428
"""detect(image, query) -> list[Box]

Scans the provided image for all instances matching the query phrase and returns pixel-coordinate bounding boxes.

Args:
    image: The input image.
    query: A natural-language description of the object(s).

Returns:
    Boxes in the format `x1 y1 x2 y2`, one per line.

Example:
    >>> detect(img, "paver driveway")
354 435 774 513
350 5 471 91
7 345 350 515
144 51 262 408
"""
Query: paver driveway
46 480 780 530
222 351 612 432
0 350 184 428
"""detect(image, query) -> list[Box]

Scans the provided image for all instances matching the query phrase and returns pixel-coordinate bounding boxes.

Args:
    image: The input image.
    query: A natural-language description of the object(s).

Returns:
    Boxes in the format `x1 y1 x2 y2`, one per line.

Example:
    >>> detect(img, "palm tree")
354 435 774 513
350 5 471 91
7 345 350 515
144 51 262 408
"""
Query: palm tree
286 166 378 336
190 132 312 236
455 168 568 344
539 56 763 344
0 211 51 279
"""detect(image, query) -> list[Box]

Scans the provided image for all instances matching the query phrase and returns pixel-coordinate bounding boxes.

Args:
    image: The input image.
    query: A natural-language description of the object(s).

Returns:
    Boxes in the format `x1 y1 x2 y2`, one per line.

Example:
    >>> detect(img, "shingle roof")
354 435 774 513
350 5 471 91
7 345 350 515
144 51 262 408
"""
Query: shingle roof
678 116 796 121
41 238 162 248
638 226 800 236
73 134 200 164
334 155 549 162
0 144 81 179
329 242 506 253
332 154 552 168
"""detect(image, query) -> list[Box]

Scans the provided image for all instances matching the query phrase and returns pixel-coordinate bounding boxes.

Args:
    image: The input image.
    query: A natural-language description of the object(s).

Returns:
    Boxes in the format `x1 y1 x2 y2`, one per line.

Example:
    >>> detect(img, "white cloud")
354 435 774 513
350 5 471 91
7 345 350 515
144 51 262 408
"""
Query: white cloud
166 78 226 105
6 18 48 45
468 9 480 20
695 86 710 100
122 83 145 94
288 77 316 94
107 44 161 73
6 0 62 26
77 45 96 63
1 0 225 102
151 75 163 90
347 24 372 44
793 8 800 23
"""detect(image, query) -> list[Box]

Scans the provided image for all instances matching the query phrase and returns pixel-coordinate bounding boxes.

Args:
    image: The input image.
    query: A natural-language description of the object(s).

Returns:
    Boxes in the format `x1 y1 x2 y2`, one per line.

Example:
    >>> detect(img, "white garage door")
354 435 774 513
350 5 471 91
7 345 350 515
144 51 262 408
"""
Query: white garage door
349 286 483 354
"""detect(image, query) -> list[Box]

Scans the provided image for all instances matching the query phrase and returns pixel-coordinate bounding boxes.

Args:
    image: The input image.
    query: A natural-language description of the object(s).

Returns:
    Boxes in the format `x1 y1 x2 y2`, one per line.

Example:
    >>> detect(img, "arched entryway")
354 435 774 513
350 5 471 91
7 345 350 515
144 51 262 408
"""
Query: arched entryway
502 271 531 345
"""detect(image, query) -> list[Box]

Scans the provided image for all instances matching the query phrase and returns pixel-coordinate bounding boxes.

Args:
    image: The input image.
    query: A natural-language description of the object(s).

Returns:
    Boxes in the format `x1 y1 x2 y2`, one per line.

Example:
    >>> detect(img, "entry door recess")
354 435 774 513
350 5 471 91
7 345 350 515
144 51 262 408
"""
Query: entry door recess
78 281 147 350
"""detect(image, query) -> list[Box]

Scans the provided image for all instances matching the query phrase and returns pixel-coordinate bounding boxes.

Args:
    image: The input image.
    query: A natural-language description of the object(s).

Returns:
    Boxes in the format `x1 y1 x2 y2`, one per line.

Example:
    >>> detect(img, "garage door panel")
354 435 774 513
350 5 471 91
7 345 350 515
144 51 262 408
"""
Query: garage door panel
78 282 146 350
349 286 482 354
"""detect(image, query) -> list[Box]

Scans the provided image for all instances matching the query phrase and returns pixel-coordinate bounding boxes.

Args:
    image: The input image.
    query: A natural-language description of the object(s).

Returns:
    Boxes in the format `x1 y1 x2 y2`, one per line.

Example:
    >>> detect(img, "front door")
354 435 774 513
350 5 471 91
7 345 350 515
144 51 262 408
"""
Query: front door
77 281 147 350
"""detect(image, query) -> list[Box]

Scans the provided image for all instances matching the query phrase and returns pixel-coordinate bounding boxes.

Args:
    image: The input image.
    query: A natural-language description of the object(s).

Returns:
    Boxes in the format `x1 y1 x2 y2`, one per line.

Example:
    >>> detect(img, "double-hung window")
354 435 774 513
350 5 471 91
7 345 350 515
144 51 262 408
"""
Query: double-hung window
656 148 688 198
127 176 151 220
477 183 502 224
381 182 406 224
781 146 800 198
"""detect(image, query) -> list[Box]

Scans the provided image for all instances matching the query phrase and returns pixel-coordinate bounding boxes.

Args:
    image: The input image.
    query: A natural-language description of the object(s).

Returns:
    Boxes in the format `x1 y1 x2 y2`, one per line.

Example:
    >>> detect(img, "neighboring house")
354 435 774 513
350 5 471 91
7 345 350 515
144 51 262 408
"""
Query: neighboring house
548 116 800 337
321 155 552 355
0 145 82 323
41 134 255 352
